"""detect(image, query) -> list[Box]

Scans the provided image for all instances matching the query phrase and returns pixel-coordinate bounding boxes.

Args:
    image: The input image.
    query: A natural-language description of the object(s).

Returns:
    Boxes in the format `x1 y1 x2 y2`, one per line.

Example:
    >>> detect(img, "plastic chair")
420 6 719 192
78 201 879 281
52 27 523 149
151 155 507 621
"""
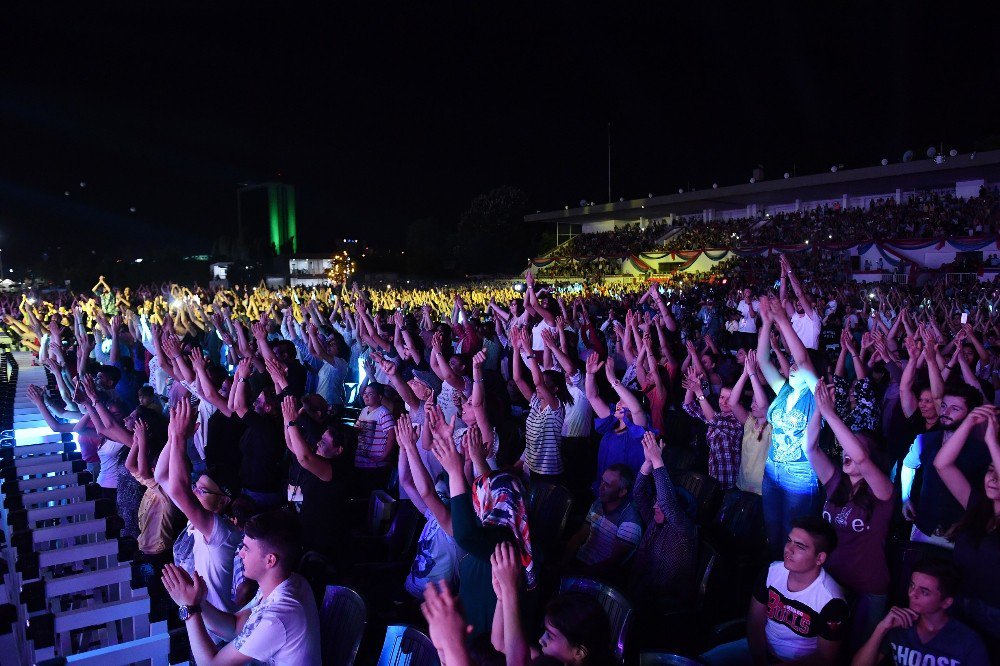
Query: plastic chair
559 577 633 663
640 653 706 666
676 471 720 524
528 482 573 562
376 624 440 666
319 585 367 666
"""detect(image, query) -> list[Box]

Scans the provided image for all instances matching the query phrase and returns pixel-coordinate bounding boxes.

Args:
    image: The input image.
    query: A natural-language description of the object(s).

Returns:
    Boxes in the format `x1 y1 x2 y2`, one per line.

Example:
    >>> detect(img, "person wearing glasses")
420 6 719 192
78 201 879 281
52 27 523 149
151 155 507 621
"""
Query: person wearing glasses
157 396 244 617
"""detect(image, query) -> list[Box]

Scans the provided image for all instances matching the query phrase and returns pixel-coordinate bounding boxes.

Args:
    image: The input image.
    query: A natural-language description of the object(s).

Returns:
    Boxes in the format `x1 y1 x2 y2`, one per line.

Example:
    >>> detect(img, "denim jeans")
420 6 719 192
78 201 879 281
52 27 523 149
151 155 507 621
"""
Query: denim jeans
701 638 754 666
849 592 887 653
762 459 822 560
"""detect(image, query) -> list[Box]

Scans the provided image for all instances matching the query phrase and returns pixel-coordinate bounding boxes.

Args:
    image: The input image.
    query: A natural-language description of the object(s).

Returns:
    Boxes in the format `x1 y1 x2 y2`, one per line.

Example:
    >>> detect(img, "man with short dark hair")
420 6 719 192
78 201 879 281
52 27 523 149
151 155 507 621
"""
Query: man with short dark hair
702 516 849 665
162 509 321 666
562 463 642 578
901 382 990 547
852 559 989 666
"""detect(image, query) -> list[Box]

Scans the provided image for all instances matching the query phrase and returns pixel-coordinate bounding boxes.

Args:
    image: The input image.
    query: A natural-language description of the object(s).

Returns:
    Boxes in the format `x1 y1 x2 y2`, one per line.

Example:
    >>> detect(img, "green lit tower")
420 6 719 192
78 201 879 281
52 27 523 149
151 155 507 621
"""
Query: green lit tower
236 182 297 255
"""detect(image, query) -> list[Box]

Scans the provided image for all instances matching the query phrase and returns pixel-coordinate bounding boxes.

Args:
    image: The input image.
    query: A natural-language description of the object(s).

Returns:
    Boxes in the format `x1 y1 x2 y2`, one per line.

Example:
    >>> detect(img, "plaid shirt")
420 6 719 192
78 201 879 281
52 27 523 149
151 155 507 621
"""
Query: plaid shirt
683 401 744 490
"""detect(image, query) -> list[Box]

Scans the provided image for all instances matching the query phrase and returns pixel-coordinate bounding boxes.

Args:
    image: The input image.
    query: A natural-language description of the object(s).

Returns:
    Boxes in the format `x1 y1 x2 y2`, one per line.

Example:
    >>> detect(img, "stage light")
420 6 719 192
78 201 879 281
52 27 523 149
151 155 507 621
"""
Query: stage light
750 178 755 184
949 148 958 157
830 166 838 173
881 158 889 166
79 182 86 188
783 173 790 179
712 183 718 189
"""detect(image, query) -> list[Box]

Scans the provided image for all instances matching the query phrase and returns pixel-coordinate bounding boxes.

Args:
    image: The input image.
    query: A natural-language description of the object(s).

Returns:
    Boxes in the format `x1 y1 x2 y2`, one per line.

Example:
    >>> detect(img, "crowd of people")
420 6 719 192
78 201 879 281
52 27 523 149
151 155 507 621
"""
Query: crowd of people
6 252 1000 665
538 190 1000 267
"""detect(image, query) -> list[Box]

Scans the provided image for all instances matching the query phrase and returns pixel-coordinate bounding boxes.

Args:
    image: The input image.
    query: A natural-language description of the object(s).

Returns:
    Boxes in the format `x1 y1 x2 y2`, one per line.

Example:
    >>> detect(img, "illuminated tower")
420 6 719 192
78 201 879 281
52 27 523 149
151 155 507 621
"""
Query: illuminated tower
236 182 297 255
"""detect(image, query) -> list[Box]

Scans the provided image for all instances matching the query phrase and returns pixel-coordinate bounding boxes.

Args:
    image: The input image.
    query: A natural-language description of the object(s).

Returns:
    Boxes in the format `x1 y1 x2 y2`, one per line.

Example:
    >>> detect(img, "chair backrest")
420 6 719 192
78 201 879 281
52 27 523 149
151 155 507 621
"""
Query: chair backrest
558 577 633 663
377 624 440 666
528 482 573 558
694 540 719 613
711 488 763 550
369 490 397 536
320 585 367 666
677 471 720 524
383 499 425 562
639 652 706 666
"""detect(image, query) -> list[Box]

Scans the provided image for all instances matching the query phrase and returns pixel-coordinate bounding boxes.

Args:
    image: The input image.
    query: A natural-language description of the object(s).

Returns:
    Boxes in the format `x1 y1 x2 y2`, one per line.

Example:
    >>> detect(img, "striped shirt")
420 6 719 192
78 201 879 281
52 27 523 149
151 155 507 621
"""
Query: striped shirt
522 394 565 475
576 498 643 566
356 405 396 469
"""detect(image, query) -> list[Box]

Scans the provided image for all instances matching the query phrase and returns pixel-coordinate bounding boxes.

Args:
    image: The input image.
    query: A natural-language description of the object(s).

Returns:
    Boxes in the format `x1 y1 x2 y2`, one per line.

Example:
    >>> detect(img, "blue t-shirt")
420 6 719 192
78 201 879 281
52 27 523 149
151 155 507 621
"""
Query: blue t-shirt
594 414 647 495
880 618 989 666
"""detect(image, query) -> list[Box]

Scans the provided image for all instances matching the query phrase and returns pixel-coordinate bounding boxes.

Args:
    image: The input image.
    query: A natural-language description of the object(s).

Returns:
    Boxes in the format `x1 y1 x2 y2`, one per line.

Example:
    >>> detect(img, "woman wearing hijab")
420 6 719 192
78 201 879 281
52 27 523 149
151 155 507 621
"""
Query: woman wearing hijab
428 426 534 638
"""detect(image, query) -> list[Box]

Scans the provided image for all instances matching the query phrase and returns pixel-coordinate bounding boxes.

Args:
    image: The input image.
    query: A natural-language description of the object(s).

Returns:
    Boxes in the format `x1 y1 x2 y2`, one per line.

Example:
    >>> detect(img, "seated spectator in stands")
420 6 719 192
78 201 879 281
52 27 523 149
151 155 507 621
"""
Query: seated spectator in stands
161 509 321 665
808 383 893 648
584 353 648 493
396 414 461 599
158 398 243 616
901 382 987 548
781 255 823 351
852 559 990 666
682 366 743 490
280 396 342 561
562 463 642 579
728 351 772 496
629 432 697 605
701 516 849 666
433 427 534 638
932 404 1000 647
232 359 287 509
353 381 397 495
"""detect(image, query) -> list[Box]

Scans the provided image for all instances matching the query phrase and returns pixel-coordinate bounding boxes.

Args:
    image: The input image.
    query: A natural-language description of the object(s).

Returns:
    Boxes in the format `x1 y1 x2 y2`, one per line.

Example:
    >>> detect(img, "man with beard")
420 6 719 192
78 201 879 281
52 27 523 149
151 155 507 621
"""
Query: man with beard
900 382 990 547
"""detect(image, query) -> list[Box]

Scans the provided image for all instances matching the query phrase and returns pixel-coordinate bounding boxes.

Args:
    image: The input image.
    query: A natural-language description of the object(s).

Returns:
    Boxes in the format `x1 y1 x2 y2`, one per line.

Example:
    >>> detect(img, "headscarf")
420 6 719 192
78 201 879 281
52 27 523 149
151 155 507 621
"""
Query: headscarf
471 471 535 590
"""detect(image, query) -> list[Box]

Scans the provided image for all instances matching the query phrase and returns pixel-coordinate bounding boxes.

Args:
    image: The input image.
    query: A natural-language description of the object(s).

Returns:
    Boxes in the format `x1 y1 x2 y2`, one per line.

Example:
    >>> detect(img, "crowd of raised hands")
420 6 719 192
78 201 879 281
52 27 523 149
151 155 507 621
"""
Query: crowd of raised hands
7 243 1000 663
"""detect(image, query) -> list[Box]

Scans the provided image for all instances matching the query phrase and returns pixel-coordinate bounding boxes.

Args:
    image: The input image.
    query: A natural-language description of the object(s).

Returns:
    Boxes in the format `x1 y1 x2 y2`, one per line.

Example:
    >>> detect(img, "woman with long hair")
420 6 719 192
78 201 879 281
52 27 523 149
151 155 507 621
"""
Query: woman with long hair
807 382 893 648
757 295 825 559
511 326 572 485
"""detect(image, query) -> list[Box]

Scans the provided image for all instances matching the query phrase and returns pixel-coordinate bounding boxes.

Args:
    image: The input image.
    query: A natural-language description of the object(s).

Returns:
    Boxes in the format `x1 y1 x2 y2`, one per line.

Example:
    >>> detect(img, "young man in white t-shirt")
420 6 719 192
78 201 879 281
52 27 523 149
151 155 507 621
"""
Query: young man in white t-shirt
702 516 849 665
779 255 823 350
162 509 321 666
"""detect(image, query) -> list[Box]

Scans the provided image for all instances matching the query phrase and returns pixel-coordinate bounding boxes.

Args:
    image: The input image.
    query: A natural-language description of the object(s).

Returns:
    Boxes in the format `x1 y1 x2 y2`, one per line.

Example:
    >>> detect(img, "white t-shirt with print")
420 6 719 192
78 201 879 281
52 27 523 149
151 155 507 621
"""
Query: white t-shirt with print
233 572 321 666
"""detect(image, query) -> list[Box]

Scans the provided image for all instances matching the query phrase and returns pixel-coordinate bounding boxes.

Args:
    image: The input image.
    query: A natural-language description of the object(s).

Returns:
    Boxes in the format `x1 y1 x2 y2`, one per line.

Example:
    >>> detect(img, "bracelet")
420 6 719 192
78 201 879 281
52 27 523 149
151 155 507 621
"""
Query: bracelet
697 394 706 401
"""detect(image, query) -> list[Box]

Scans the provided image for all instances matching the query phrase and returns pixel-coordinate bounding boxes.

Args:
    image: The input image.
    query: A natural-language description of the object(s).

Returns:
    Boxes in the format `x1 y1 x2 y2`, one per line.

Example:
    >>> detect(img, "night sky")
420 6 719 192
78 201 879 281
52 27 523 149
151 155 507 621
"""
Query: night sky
2 3 999 268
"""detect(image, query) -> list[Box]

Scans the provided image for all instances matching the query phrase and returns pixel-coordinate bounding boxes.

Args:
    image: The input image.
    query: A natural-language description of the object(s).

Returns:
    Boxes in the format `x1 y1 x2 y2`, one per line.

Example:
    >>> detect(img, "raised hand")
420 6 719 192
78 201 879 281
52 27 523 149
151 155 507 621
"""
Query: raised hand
490 542 522 601
745 349 759 376
280 395 299 424
641 430 664 466
26 384 46 405
430 430 463 477
472 349 486 370
813 381 836 415
585 352 604 375
396 414 418 452
421 581 472 655
133 417 148 447
161 564 207 608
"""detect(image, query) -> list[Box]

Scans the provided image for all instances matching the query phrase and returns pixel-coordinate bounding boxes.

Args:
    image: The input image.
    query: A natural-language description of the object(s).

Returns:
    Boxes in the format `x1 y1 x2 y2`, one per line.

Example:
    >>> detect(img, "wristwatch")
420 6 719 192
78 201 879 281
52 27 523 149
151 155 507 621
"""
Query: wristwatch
286 419 298 429
178 604 202 622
